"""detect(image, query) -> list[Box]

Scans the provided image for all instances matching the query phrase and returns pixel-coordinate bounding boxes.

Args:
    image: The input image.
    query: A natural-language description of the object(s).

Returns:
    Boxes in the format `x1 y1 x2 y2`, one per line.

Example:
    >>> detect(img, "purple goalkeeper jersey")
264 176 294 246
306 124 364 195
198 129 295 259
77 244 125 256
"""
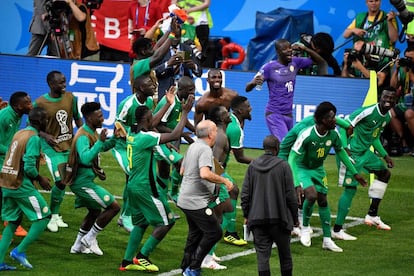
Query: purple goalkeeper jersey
262 57 312 115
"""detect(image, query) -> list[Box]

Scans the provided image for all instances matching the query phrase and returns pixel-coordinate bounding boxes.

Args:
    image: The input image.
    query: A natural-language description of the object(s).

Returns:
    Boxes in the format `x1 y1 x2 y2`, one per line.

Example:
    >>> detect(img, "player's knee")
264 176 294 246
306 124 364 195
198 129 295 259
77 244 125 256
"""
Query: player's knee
368 179 388 199
376 169 391 183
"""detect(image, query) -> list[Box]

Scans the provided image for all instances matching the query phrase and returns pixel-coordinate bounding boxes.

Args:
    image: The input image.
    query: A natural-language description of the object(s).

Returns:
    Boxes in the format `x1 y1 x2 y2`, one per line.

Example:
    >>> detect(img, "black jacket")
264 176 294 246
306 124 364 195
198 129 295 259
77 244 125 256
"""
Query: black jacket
241 154 298 231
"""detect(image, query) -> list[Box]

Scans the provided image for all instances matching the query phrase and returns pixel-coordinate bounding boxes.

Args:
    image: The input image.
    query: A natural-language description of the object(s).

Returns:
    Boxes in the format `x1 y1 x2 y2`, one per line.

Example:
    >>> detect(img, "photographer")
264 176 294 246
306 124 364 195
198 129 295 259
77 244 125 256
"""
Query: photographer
341 41 396 89
67 0 100 60
27 0 59 56
389 46 414 154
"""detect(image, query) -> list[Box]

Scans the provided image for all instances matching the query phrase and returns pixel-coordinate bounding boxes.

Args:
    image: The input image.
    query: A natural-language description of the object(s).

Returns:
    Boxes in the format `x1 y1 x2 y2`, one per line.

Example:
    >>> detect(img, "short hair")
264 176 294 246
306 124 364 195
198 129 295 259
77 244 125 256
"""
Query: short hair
263 135 280 152
230 96 248 110
311 32 334 54
135 105 151 124
206 106 223 124
132 37 152 55
28 106 46 125
381 86 397 94
46 70 62 85
9 91 29 107
133 74 151 91
275 39 290 51
207 68 221 78
196 120 214 138
314 101 336 124
81 102 101 118
177 76 194 88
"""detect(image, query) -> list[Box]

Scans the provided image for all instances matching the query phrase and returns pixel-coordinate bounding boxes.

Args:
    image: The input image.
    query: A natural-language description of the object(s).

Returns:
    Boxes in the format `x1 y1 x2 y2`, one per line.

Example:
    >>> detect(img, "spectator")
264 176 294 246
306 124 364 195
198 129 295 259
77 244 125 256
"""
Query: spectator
311 32 342 76
241 135 298 276
66 102 121 256
178 119 234 276
333 88 397 237
154 24 202 100
0 97 8 110
194 68 238 126
0 107 52 271
178 0 213 66
245 39 327 141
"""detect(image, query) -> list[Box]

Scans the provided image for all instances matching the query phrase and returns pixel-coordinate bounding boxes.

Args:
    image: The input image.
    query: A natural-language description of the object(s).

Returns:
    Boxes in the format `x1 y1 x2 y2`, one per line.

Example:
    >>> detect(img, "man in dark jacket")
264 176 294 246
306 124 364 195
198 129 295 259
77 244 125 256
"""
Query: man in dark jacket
241 135 298 276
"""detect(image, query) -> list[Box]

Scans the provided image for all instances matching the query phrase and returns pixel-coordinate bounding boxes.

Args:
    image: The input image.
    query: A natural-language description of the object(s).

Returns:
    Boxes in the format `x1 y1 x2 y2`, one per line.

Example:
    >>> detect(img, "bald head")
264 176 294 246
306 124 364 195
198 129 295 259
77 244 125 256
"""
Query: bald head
196 120 216 138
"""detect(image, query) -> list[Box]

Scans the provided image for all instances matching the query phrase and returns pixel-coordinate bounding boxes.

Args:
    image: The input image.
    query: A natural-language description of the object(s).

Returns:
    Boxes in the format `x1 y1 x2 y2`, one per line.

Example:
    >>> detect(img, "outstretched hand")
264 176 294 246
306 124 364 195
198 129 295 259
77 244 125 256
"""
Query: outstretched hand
165 85 176 105
182 94 195 113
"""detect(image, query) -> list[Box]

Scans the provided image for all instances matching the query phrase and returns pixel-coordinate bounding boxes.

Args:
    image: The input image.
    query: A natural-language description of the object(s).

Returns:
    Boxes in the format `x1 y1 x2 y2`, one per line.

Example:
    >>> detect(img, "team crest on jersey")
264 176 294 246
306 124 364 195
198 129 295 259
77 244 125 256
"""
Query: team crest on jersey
169 154 175 161
205 208 213 216
289 65 294 72
43 206 49 213
168 212 173 220
345 178 352 184
104 195 110 202
325 140 332 147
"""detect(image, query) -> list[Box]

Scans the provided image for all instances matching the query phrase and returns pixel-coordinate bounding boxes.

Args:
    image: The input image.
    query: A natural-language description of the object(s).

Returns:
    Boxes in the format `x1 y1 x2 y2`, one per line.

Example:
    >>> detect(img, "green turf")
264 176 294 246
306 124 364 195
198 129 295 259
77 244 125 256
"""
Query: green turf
2 148 414 275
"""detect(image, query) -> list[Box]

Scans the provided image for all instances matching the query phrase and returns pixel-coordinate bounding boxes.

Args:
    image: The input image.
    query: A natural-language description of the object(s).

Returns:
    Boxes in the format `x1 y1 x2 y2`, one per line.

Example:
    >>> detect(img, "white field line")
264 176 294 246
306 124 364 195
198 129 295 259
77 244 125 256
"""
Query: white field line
158 214 365 276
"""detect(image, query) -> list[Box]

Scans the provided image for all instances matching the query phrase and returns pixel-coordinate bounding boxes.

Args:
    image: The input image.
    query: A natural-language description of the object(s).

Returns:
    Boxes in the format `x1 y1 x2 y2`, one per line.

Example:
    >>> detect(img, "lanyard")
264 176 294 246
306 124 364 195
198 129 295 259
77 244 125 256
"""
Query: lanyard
135 1 151 27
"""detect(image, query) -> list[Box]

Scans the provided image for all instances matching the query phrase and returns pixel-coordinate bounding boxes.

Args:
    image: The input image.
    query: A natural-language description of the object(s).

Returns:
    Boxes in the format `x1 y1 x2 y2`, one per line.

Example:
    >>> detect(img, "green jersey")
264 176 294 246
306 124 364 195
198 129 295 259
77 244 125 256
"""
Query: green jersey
116 94 154 129
153 95 182 129
291 125 343 169
0 106 22 163
346 104 391 156
132 57 151 79
226 113 244 149
126 130 161 191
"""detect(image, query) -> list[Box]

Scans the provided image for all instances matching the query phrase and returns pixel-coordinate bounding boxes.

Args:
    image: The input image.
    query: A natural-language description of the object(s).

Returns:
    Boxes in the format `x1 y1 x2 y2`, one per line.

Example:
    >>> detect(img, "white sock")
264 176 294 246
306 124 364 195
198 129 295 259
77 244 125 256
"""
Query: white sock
74 229 88 247
85 223 103 241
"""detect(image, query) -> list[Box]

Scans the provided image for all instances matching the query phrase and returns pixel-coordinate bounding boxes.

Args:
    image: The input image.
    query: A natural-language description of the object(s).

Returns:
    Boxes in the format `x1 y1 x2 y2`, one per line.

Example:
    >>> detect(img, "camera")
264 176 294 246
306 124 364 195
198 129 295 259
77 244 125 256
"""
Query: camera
361 44 400 59
44 0 68 36
183 40 203 60
344 48 362 62
390 0 414 25
399 57 414 69
82 0 104 11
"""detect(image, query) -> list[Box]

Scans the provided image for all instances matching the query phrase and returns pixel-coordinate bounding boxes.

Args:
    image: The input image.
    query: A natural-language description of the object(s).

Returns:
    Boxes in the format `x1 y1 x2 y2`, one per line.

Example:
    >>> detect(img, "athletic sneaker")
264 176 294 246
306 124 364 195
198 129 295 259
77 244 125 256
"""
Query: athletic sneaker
119 263 146 271
331 229 357 241
81 237 103 256
201 258 227 270
183 267 201 276
364 215 391 230
300 226 312 247
133 256 159 272
223 232 248 246
117 215 133 233
70 244 92 254
10 248 33 269
14 225 28 237
0 263 16 271
47 215 68 232
212 252 221 262
322 238 343 252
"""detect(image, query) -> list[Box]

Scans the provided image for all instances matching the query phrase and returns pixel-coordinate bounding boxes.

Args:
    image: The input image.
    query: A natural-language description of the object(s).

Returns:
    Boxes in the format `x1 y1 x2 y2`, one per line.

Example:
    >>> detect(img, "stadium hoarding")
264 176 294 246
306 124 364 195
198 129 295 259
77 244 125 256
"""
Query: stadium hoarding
0 54 369 148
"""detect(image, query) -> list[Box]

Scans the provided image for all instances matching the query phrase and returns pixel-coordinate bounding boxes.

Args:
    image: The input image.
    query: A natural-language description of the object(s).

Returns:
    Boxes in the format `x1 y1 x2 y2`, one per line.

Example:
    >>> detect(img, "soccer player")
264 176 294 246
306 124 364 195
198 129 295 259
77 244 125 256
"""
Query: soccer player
0 91 33 237
33 71 83 232
67 102 121 255
333 88 397 239
119 95 194 272
0 107 52 270
153 76 196 202
288 102 366 252
113 73 175 232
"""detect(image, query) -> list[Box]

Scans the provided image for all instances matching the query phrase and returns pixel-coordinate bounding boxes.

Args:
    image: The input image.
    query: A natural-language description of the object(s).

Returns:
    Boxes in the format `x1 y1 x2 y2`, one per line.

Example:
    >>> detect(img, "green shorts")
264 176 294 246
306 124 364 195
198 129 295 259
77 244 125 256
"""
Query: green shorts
154 144 183 164
43 147 69 182
339 149 387 187
127 184 175 226
297 166 328 194
70 181 115 210
208 172 233 208
2 191 51 222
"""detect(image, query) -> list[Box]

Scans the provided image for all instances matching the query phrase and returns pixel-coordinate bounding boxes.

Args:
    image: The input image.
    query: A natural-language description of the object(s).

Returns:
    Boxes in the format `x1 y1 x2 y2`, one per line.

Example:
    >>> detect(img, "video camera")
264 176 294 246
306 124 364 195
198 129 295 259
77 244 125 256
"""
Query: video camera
390 0 414 25
44 0 68 36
